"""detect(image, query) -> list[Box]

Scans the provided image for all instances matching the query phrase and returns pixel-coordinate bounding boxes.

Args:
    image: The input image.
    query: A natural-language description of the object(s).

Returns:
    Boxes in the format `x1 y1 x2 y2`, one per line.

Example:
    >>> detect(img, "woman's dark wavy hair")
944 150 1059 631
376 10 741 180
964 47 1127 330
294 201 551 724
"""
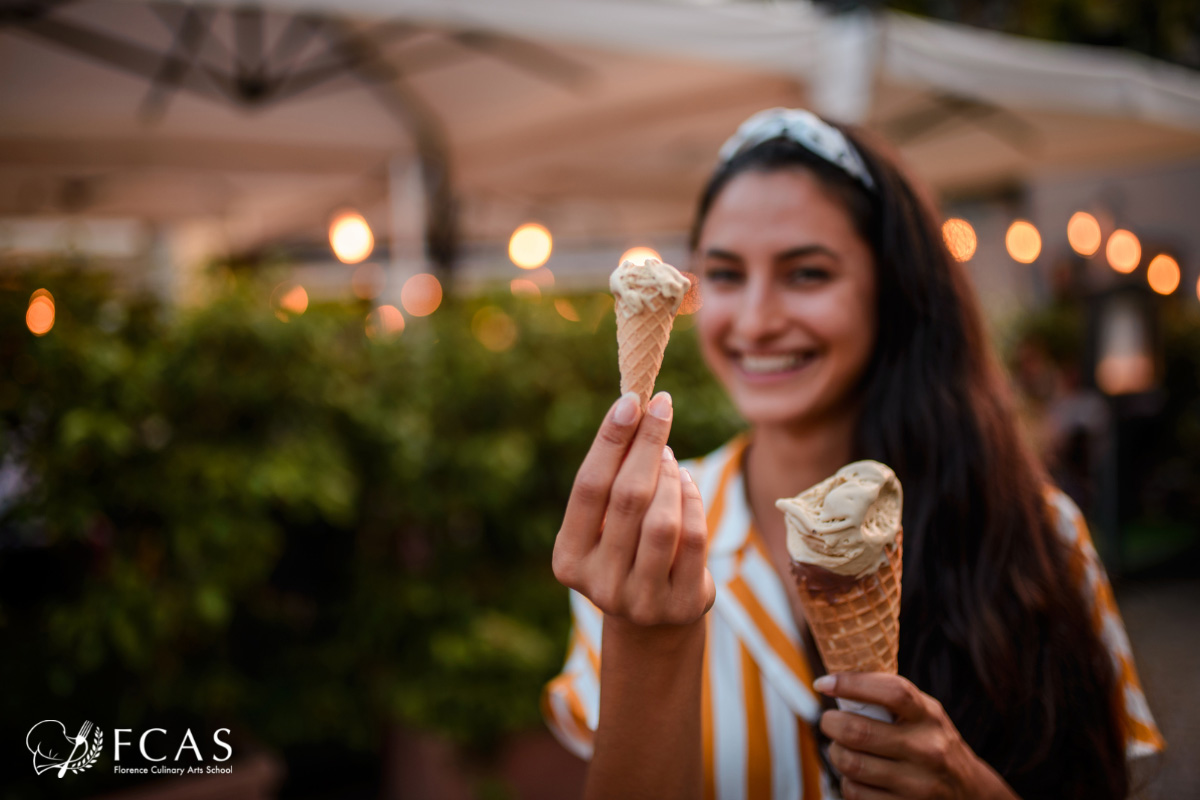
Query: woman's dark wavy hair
690 131 1128 799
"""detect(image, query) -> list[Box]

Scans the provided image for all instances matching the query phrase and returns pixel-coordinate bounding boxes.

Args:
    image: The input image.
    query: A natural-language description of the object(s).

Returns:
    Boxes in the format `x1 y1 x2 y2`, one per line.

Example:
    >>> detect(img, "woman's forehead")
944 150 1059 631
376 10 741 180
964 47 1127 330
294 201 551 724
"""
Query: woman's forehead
698 169 864 252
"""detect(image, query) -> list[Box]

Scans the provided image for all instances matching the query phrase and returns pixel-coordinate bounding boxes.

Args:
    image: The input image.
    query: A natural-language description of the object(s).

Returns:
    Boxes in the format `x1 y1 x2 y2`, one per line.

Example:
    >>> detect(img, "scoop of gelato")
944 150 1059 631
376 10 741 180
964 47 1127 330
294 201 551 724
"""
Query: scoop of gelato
775 460 902 578
609 257 690 318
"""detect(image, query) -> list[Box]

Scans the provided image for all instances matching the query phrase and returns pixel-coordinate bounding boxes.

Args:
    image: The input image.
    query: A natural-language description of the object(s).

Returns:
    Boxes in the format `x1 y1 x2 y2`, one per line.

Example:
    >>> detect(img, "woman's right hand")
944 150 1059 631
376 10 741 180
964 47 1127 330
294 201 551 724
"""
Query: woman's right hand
552 391 715 627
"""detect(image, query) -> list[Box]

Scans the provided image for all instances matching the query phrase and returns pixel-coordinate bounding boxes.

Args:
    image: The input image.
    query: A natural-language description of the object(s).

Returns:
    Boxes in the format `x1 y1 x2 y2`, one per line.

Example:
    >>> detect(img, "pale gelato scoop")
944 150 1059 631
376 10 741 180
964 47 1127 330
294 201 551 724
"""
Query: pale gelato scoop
609 257 690 318
775 460 902 578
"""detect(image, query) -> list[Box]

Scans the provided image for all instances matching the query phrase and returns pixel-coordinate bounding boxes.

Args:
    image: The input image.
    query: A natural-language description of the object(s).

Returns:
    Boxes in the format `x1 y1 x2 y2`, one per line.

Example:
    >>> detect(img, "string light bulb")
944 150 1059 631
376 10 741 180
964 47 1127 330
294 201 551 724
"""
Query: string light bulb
1146 255 1180 295
1106 229 1141 274
1005 220 1042 264
942 218 977 262
330 211 374 264
26 289 55 336
509 223 552 269
1067 212 1102 256
618 246 662 266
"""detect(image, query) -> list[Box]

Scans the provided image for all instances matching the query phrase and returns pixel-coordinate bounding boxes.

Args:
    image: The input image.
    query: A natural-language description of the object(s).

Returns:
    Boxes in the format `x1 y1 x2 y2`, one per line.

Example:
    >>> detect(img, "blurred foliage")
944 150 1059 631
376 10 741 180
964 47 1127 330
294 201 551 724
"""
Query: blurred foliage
1127 302 1200 565
1008 294 1200 570
869 0 1200 69
0 260 741 797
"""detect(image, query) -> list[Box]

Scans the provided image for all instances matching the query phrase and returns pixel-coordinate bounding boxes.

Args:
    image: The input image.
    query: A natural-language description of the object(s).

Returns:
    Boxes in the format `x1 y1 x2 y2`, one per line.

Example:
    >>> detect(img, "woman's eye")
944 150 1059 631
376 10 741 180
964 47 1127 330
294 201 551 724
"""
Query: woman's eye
704 267 743 285
786 267 830 285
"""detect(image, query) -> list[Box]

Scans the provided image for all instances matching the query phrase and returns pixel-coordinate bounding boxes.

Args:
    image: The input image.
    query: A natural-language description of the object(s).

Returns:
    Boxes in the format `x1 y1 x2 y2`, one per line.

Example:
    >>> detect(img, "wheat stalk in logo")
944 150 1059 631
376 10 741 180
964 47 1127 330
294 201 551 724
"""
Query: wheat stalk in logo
26 720 102 777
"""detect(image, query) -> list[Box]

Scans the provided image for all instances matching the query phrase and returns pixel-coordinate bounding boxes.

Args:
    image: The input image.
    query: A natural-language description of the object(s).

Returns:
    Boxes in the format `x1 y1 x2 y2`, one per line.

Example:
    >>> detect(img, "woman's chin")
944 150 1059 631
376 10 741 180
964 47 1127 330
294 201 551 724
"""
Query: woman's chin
729 385 860 432
732 396 822 429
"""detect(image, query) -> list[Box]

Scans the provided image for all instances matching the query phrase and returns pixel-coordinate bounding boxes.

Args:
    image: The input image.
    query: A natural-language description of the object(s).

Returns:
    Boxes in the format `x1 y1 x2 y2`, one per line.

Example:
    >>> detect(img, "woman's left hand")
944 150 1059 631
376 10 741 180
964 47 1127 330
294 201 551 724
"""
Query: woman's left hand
814 672 1019 800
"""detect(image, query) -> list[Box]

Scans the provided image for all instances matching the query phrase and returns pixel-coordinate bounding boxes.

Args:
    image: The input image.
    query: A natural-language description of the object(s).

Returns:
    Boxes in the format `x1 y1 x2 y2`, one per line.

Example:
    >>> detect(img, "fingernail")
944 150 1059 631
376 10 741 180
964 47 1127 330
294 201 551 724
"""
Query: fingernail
613 393 640 425
813 675 836 694
680 467 694 484
662 445 673 462
647 392 672 420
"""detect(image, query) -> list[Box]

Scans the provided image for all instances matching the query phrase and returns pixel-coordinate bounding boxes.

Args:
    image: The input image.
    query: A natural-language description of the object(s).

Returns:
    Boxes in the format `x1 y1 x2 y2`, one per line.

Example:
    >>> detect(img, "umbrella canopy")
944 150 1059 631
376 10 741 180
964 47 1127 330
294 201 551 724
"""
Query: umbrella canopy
4 0 1200 282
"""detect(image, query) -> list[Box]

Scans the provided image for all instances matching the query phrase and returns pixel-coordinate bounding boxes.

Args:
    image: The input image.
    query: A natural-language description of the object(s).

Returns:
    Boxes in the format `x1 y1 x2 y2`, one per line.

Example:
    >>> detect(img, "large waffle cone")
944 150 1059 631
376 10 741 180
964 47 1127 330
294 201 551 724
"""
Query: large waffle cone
793 530 903 674
615 294 677 409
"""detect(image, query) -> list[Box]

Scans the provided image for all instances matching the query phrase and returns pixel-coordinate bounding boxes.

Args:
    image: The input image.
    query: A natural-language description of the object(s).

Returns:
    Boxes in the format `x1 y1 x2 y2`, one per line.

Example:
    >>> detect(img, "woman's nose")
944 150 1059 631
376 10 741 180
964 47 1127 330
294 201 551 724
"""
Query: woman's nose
731 277 787 341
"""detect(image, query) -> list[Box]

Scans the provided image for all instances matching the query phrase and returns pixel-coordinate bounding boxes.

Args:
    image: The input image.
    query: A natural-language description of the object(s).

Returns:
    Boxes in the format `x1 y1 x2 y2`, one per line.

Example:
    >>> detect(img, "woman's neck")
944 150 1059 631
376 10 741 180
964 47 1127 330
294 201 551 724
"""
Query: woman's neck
741 413 860 627
744 414 859 509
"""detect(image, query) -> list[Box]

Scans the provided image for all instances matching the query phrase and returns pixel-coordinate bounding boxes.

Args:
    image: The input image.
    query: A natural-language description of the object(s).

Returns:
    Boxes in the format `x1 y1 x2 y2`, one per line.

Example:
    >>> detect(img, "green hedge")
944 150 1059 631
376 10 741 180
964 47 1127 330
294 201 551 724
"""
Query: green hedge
6 260 1198 796
0 261 741 796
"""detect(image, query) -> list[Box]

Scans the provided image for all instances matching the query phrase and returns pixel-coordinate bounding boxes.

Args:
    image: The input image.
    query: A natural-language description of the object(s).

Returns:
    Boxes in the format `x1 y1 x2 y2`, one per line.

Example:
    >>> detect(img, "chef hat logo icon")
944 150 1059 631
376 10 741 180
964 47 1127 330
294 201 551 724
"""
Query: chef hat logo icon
26 720 103 777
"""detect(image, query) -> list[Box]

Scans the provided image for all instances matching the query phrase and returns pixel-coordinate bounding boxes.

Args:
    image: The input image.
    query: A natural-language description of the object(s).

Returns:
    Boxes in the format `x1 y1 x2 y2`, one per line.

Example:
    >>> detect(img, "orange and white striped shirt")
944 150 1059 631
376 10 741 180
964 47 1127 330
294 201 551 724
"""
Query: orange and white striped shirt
542 437 1163 799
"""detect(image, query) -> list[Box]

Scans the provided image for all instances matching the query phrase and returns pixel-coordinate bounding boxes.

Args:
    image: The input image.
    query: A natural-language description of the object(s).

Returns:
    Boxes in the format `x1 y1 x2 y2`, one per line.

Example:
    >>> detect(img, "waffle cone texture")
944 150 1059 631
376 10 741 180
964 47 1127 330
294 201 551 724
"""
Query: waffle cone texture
615 294 678 409
793 530 903 674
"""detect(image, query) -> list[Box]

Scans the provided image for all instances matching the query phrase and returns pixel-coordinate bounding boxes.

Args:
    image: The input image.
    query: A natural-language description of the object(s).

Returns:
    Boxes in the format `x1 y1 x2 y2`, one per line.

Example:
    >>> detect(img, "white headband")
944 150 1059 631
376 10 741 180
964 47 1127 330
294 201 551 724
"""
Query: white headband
717 107 876 191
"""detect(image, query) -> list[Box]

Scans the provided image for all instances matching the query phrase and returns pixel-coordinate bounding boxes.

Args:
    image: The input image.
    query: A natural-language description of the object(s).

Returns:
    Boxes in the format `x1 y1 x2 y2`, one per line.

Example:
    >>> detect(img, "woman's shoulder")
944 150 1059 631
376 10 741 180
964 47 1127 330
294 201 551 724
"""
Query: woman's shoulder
1041 489 1167 758
1042 486 1092 549
1041 486 1105 589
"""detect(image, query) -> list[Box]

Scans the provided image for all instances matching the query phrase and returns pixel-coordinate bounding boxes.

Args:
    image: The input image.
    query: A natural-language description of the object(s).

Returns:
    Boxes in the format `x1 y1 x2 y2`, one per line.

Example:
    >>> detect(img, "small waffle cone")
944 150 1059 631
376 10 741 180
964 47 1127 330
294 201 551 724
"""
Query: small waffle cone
793 531 903 674
615 294 678 409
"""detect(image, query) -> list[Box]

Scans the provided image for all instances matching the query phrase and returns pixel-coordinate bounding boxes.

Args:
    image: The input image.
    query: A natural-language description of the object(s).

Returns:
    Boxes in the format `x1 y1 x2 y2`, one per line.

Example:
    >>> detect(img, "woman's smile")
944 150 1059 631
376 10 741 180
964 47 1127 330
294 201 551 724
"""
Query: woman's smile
729 349 817 380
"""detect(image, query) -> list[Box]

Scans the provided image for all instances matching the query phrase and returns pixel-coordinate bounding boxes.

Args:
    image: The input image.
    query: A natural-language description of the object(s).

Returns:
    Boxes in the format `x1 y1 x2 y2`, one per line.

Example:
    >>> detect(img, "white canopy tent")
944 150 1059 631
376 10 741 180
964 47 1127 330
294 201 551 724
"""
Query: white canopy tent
4 0 1200 297
227 0 1200 130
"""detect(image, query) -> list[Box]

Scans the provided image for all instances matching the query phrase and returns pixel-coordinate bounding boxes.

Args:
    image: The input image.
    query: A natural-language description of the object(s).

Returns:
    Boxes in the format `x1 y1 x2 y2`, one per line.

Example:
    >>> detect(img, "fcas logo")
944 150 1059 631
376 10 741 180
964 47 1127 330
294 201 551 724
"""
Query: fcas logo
26 720 103 777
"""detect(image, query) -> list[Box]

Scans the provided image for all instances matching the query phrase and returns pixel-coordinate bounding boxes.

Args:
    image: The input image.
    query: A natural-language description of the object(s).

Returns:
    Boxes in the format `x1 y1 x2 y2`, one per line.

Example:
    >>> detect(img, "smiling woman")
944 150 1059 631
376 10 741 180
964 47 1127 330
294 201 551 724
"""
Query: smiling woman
543 108 1162 800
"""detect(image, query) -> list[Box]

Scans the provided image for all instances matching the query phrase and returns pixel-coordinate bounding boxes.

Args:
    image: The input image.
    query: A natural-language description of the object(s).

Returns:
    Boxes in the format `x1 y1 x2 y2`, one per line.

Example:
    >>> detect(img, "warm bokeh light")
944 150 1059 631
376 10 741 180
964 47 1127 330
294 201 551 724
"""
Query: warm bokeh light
618 246 662 266
679 272 702 315
26 289 55 336
351 263 385 299
1096 354 1154 396
1067 212 1102 256
329 211 374 264
366 305 405 340
526 267 555 288
509 223 552 269
941 218 976 262
554 298 580 321
1146 255 1180 295
279 285 309 316
472 306 518 352
510 278 541 300
1106 229 1141 273
400 273 442 317
1005 220 1042 264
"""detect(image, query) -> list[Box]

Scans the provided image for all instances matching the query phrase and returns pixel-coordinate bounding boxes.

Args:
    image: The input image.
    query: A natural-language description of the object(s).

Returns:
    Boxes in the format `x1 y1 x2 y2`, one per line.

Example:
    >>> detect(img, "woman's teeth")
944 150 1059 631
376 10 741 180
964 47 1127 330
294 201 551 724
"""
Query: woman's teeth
739 353 808 374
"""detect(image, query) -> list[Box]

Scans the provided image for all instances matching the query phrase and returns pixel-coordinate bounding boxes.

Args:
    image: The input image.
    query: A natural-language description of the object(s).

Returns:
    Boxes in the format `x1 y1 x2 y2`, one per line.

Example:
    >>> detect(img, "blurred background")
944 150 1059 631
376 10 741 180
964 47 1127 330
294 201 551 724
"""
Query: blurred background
2 0 1198 798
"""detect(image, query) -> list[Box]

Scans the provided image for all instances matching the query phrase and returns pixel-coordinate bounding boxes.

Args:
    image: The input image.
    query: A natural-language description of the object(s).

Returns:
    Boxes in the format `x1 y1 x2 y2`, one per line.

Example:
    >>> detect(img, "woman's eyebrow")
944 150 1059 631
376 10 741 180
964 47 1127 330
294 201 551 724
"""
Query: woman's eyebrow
700 247 742 262
700 244 839 263
776 244 839 262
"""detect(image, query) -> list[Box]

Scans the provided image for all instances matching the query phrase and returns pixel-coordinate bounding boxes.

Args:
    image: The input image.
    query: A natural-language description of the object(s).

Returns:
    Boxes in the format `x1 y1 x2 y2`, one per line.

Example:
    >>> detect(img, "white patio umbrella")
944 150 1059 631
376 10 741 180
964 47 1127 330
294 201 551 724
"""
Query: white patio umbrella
3 0 1199 294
